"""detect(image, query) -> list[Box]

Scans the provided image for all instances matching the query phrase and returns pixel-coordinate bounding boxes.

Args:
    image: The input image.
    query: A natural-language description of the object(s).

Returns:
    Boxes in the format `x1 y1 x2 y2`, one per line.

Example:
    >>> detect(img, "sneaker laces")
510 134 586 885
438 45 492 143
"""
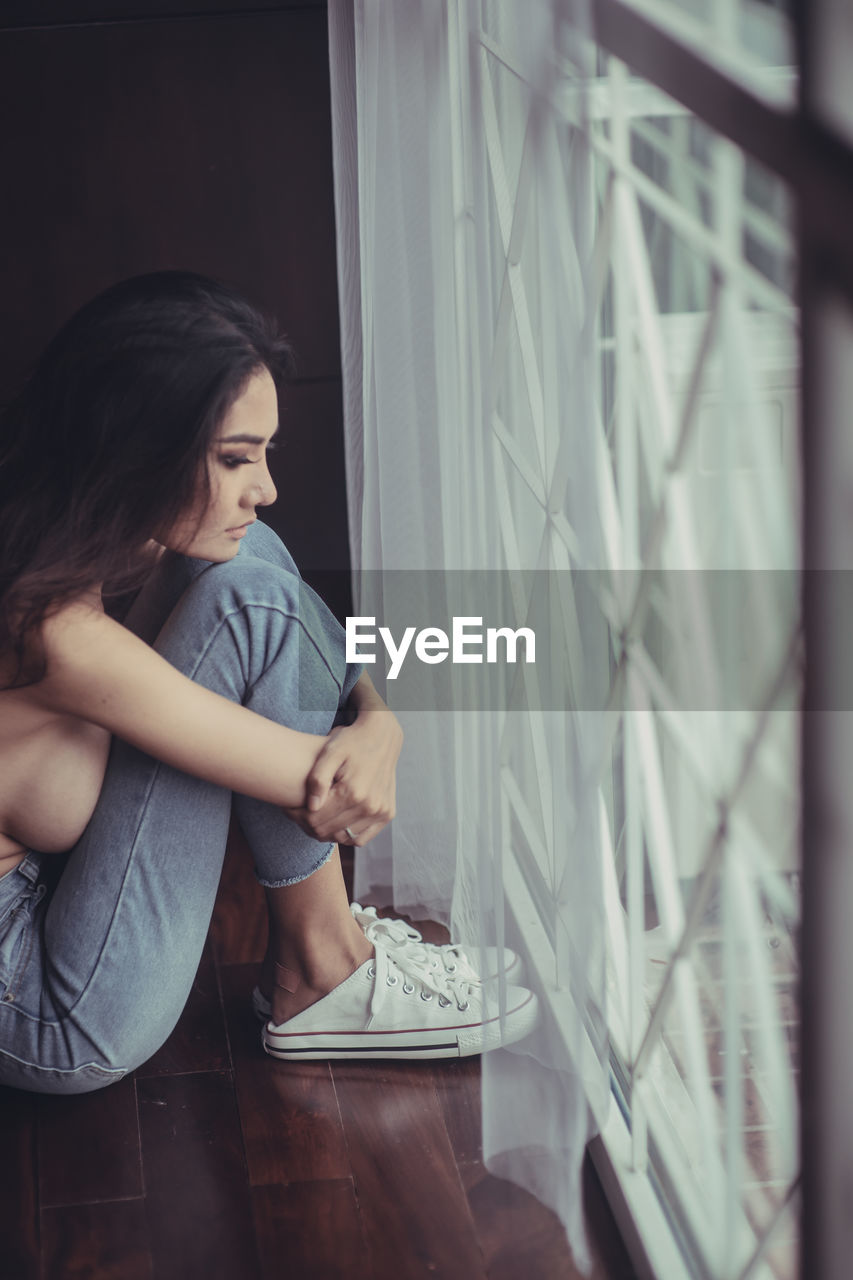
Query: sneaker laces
352 903 481 982
366 942 476 1029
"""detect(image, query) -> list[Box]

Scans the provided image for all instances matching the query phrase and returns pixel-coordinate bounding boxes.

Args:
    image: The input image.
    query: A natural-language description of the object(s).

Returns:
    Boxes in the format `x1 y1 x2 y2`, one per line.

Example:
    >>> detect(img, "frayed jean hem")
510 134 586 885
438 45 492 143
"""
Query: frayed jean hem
256 841 335 888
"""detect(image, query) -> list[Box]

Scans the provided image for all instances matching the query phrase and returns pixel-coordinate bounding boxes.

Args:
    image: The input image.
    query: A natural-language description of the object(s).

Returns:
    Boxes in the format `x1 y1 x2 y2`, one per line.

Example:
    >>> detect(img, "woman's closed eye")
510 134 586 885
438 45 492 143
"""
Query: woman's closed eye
220 444 278 469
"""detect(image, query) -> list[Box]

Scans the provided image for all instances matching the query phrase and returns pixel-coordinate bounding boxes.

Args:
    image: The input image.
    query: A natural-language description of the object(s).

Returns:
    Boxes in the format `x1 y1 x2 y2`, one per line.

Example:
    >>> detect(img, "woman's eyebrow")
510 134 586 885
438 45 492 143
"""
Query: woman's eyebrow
218 426 280 446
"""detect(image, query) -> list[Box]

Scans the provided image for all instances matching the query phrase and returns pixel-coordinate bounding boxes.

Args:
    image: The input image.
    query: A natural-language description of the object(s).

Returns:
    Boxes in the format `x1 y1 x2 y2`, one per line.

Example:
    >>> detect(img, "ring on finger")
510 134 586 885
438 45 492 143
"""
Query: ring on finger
344 826 357 842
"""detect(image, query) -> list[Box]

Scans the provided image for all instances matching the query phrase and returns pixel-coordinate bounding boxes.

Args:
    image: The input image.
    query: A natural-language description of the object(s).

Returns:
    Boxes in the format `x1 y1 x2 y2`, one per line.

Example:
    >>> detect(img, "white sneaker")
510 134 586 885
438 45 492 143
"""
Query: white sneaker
262 942 538 1061
251 902 523 1022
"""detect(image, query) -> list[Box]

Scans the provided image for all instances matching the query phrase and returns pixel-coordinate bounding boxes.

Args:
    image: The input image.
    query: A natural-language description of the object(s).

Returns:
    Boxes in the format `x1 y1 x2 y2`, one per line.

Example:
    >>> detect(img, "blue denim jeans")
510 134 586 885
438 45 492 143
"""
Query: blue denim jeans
0 521 361 1093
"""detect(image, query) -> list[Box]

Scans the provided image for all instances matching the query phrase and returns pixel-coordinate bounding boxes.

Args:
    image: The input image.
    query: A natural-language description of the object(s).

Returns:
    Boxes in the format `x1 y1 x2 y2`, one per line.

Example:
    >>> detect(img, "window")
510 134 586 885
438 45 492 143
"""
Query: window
333 0 853 1269
454 2 806 1274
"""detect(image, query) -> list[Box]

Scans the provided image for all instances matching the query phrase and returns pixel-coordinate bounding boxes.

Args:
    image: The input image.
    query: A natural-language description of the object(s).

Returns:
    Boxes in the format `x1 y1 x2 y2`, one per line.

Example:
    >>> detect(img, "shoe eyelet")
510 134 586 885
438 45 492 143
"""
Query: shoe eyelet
402 982 415 994
438 995 451 1008
446 962 457 973
386 974 398 986
367 965 376 978
457 1001 470 1012
420 991 433 1002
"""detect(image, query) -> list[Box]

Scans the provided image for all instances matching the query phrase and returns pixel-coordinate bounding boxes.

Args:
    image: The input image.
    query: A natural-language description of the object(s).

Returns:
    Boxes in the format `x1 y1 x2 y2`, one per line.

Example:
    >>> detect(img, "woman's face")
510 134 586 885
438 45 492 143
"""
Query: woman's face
162 367 279 561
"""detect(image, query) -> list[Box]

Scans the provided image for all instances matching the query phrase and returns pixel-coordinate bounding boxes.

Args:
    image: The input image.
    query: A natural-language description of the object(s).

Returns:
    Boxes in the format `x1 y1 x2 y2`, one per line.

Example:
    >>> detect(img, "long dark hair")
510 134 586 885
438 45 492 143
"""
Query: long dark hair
0 270 294 686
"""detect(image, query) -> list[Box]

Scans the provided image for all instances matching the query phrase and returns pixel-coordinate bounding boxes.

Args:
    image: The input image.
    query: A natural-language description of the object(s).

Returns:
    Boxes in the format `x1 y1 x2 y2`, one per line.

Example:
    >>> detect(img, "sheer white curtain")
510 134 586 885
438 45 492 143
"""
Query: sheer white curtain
328 1 608 1271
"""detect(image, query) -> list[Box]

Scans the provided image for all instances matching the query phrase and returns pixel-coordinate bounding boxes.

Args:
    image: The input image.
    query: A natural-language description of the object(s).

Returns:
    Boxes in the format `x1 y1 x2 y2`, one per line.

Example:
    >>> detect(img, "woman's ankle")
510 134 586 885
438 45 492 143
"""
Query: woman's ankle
264 927 374 1024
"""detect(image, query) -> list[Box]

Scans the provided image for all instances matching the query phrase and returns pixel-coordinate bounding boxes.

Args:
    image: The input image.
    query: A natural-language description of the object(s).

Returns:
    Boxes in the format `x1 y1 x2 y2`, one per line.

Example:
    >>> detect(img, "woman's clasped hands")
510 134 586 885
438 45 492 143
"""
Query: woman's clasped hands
282 705 403 848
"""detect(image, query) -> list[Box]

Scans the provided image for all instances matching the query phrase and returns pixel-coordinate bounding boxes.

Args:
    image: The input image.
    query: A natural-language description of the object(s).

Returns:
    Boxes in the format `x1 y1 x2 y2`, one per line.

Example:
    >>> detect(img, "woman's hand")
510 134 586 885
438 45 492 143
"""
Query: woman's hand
282 705 403 846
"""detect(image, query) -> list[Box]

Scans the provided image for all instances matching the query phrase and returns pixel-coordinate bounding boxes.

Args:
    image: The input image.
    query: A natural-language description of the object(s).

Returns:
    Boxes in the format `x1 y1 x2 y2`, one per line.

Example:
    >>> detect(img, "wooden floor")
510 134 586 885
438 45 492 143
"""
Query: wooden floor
0 830 639 1280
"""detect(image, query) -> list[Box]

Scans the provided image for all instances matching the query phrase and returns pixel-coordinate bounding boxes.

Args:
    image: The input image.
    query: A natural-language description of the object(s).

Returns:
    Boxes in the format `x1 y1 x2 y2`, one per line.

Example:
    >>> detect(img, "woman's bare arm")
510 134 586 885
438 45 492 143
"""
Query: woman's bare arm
31 600 327 808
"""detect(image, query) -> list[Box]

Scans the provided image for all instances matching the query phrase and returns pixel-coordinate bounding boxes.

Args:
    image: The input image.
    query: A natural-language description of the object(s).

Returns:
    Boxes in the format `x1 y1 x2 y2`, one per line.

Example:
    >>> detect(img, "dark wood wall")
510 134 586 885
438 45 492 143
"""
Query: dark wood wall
0 0 353 619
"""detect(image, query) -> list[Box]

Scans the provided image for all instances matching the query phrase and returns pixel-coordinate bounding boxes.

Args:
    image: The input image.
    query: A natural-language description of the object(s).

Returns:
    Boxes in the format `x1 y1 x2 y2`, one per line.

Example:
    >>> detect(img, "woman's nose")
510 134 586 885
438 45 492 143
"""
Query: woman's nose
247 464 277 508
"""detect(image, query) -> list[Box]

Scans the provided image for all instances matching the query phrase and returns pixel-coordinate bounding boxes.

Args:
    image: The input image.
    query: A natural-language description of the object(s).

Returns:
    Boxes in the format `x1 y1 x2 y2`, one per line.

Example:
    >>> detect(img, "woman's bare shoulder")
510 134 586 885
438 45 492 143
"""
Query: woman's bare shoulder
36 595 154 703
37 591 112 668
0 590 103 698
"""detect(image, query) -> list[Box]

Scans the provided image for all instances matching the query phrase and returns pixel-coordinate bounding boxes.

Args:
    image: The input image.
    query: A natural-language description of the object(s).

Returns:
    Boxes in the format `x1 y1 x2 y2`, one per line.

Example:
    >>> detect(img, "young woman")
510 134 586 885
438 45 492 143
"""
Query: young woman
0 272 536 1093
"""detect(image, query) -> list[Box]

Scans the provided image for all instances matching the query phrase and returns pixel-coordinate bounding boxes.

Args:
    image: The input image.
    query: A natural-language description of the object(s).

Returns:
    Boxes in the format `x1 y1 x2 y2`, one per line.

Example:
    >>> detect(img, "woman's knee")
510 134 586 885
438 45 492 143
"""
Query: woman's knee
239 519 300 575
183 558 352 706
146 544 359 736
192 552 301 611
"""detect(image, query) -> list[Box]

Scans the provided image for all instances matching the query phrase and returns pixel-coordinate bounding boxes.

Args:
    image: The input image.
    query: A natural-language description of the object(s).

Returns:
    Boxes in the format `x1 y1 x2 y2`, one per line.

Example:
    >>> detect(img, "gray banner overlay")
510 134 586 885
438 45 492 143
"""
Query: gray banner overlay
299 570 806 712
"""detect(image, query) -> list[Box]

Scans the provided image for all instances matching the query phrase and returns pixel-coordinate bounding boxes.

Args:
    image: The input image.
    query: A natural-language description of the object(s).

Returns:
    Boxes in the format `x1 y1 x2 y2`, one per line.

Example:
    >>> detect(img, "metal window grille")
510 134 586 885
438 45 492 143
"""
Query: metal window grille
444 1 853 1275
